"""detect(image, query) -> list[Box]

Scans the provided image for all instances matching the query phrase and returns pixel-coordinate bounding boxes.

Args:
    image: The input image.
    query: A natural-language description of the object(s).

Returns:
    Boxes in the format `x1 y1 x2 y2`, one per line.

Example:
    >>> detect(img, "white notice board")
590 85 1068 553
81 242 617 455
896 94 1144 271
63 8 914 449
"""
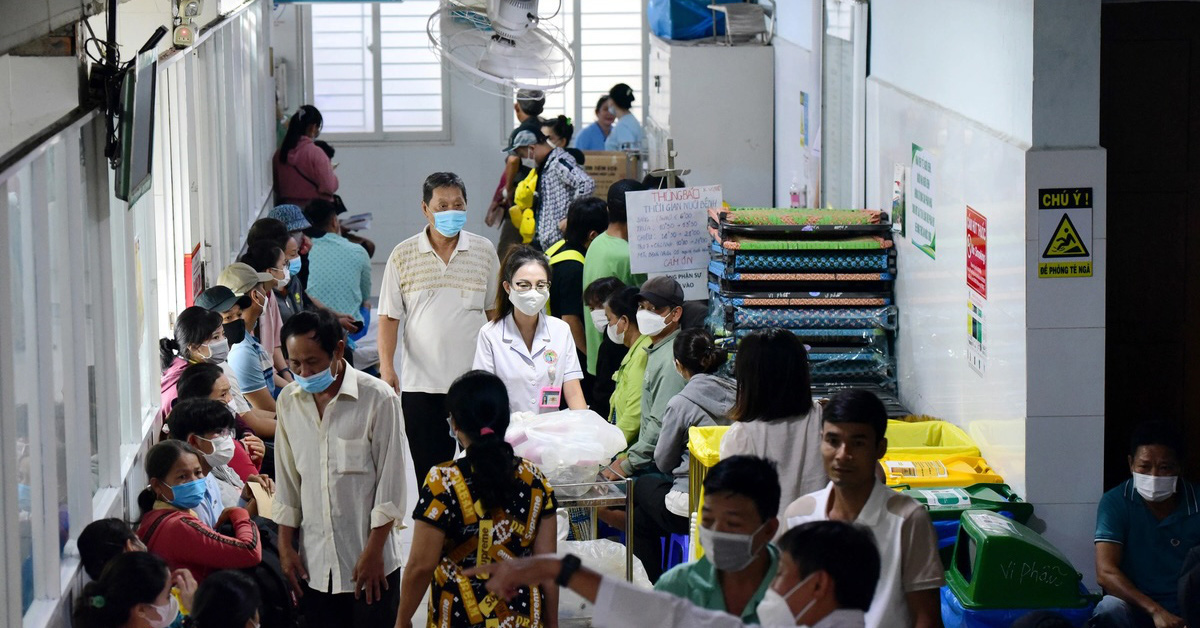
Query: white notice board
626 185 723 276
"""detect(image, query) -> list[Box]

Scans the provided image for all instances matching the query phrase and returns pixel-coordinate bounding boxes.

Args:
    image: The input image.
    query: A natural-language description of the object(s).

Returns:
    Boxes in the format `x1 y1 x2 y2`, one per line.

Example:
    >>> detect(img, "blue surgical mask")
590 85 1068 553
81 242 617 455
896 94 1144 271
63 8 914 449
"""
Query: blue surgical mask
295 362 338 393
164 477 208 510
287 257 302 277
433 210 467 238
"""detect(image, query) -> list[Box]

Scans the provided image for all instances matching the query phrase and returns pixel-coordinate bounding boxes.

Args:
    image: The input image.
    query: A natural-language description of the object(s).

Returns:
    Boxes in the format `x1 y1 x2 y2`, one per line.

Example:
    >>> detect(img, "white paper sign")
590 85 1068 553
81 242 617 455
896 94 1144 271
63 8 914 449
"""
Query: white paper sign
649 269 708 301
910 143 936 259
627 185 723 275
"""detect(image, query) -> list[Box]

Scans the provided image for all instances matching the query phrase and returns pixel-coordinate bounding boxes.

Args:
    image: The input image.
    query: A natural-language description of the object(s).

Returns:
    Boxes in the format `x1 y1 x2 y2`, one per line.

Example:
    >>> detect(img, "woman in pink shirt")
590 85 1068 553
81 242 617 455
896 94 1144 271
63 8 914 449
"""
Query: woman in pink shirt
273 105 339 208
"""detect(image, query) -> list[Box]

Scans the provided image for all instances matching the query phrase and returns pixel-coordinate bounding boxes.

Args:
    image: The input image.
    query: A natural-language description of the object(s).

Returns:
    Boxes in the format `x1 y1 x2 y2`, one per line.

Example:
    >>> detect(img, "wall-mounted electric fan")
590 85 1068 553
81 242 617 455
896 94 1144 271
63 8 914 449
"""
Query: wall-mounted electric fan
427 0 574 95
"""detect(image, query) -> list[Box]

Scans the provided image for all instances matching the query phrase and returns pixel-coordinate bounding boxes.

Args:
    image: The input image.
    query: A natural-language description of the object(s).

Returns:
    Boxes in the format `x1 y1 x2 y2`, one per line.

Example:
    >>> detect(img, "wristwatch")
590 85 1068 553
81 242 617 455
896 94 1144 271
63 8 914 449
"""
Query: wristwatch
556 554 582 587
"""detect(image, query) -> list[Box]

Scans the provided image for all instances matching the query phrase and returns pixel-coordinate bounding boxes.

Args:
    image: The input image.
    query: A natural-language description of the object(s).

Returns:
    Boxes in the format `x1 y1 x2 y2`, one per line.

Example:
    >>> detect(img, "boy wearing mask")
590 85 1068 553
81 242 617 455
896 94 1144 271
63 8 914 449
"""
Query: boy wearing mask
655 456 782 618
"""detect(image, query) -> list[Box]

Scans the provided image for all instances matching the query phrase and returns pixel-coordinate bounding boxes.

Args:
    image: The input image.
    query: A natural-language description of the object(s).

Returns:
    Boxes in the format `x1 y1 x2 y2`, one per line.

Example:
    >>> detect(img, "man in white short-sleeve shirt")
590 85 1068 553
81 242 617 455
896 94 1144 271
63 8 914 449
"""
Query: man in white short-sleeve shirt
783 389 944 628
377 172 500 484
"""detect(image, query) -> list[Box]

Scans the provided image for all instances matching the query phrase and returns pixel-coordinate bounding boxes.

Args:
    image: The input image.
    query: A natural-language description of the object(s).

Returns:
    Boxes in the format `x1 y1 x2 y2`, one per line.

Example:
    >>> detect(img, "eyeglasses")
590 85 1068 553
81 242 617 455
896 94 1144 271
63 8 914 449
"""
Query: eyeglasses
513 280 550 291
197 428 235 442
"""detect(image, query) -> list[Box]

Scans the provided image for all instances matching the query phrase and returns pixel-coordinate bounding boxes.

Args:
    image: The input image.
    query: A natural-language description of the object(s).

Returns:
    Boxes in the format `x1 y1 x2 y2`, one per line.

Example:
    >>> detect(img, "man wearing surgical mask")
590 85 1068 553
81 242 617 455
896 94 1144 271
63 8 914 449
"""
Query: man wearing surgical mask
275 310 408 627
460 519 881 628
655 456 782 621
1093 421 1199 628
219 263 281 416
601 276 686 481
378 171 501 486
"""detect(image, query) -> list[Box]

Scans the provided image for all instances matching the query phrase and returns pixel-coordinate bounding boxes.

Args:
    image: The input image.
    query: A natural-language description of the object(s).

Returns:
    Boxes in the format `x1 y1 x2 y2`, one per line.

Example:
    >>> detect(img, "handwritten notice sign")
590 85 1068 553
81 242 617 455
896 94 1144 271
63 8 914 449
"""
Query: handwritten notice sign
650 269 708 301
627 185 723 275
910 143 936 259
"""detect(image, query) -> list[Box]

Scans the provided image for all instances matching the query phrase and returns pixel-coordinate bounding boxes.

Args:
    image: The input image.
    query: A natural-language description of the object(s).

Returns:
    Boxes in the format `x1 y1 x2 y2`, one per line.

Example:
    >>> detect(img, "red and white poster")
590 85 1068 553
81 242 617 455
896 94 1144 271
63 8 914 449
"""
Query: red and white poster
966 206 987 299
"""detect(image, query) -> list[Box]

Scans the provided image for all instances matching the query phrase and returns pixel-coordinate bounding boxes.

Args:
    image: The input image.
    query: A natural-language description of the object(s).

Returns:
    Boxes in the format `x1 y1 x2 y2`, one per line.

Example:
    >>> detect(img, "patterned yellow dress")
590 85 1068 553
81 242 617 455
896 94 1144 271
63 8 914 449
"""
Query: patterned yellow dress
415 458 558 628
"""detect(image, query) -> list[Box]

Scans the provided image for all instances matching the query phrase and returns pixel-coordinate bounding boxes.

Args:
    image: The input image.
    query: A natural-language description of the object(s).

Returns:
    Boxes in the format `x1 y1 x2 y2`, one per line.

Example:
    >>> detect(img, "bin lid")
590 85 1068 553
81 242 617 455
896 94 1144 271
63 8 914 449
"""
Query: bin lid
947 510 1088 610
900 484 1034 524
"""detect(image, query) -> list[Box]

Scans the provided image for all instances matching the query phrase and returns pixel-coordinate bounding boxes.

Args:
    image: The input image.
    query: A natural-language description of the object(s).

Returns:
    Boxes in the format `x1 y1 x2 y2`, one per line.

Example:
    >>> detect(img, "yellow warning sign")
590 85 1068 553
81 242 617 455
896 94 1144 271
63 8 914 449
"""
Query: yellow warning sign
1038 207 1092 278
1042 214 1089 258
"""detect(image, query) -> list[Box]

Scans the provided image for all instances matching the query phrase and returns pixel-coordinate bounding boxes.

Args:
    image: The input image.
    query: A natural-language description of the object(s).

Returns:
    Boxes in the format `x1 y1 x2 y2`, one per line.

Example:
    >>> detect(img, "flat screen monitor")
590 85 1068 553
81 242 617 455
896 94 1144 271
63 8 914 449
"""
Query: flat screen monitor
115 49 157 203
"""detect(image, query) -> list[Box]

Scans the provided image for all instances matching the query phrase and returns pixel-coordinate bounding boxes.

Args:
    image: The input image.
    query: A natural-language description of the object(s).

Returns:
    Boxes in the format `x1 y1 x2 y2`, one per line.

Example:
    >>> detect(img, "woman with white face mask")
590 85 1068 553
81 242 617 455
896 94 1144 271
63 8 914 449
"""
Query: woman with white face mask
604 286 649 445
159 306 229 423
473 245 587 414
239 241 293 388
72 551 186 628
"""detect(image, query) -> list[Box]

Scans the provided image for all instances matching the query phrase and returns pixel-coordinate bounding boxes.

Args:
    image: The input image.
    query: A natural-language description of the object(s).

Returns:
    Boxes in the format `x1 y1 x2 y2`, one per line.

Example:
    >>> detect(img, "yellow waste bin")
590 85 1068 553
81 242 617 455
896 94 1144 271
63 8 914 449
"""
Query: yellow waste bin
686 426 730 561
687 426 729 514
885 419 981 459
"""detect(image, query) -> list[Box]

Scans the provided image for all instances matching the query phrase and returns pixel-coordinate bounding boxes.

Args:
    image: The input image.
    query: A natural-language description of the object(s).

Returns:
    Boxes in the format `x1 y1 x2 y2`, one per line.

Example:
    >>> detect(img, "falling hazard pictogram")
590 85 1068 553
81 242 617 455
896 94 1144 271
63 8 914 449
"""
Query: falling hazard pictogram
1042 214 1090 258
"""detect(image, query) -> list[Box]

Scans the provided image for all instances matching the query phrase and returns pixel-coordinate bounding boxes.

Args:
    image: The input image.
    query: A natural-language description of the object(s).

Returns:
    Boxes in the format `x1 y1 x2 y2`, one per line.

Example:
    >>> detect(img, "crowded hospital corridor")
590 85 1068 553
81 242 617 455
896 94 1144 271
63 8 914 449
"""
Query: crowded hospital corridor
1 0 1199 627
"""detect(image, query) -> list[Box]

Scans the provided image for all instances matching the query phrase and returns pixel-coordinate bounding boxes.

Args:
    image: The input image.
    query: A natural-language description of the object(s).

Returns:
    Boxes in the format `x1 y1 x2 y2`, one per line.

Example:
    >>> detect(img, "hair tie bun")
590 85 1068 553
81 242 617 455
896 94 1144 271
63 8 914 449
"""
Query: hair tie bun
480 427 494 436
90 595 106 608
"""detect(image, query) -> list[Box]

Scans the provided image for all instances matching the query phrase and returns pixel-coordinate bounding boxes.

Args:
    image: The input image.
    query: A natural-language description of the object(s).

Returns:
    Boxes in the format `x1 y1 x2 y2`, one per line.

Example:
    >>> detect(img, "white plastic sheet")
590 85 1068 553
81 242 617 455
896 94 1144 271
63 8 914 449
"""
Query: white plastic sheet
506 409 627 497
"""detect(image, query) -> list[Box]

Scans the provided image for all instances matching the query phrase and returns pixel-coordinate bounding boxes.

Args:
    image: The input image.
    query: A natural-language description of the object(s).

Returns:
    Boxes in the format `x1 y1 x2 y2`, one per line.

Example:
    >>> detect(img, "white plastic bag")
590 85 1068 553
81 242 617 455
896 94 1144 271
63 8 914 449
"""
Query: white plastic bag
556 539 652 620
506 409 627 496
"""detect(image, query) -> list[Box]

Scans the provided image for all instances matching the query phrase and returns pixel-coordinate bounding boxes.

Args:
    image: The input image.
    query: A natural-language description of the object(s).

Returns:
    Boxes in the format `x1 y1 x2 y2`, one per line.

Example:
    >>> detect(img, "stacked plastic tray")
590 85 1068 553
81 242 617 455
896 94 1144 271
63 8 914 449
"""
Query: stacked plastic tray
706 207 899 392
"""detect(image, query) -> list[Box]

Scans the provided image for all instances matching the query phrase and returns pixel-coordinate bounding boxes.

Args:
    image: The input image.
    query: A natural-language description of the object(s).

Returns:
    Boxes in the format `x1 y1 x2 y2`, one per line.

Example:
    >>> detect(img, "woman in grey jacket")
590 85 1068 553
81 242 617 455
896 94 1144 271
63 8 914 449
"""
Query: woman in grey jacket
632 328 736 582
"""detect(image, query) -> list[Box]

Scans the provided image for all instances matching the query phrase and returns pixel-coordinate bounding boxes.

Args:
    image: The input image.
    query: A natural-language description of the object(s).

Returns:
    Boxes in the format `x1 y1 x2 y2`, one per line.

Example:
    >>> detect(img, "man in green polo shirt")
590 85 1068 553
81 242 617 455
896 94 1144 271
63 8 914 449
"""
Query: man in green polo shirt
1093 421 1200 628
581 179 648 377
601 276 687 480
655 456 782 622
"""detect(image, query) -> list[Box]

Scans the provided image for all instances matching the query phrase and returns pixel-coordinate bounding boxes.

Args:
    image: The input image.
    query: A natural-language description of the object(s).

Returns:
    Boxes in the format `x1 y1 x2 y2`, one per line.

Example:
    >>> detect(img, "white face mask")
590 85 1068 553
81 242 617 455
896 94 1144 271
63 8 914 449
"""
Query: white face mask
206 338 230 364
589 310 608 333
1132 472 1177 502
509 288 549 317
276 266 291 289
698 522 767 572
636 309 670 337
756 573 816 627
606 319 626 345
198 434 236 468
143 595 180 628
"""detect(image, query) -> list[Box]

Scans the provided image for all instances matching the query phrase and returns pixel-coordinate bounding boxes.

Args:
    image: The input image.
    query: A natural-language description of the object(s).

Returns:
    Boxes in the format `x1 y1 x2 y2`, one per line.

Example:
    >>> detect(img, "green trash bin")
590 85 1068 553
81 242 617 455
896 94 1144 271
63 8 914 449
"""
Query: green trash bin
899 484 1035 569
947 510 1092 610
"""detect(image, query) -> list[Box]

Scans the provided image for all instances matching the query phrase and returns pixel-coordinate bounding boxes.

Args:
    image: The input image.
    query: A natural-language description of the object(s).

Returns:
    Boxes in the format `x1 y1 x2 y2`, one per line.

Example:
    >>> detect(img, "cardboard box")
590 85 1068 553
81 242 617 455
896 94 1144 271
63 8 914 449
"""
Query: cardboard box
582 151 641 200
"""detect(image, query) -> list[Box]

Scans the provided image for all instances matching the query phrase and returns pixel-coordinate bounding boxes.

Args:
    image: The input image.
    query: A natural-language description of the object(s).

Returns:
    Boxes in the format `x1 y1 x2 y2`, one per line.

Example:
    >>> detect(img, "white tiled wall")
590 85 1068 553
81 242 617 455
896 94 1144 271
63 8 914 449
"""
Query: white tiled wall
866 78 1030 495
1023 147 1107 588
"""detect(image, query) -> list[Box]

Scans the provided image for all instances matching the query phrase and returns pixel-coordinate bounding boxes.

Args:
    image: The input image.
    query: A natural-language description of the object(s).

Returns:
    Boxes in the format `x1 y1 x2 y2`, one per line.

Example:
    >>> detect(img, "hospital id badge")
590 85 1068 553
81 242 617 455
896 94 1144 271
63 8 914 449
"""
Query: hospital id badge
539 386 562 410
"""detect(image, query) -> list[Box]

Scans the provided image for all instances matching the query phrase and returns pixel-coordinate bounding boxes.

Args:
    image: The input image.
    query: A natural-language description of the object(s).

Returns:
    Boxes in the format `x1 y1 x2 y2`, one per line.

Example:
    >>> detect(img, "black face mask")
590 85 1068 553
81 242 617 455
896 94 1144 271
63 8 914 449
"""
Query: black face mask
223 320 246 345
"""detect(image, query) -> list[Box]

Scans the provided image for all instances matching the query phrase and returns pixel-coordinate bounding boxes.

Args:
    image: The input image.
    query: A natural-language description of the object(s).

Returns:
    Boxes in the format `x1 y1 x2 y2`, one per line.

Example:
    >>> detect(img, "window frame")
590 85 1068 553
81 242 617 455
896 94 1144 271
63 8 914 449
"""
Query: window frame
302 2 452 144
509 0 648 136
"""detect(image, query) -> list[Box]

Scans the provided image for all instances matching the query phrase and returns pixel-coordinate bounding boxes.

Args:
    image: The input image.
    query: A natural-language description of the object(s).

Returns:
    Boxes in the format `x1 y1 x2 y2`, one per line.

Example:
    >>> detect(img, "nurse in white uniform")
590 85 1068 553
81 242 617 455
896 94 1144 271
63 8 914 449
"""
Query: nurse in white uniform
474 245 587 414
